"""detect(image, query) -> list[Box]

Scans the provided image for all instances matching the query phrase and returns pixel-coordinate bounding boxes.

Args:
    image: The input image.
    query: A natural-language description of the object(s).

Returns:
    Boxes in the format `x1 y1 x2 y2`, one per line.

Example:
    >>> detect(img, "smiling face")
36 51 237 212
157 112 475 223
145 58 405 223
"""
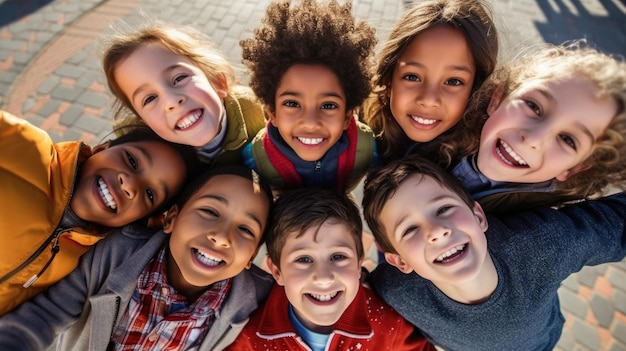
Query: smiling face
113 43 227 147
389 25 475 143
164 174 270 299
477 76 617 183
70 141 186 227
268 219 362 333
380 174 489 288
270 64 352 162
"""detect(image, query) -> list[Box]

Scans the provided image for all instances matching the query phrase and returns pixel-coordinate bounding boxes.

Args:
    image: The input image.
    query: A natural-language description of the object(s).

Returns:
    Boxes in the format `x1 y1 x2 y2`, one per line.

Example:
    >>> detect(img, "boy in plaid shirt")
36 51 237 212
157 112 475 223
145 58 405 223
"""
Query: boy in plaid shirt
0 166 275 351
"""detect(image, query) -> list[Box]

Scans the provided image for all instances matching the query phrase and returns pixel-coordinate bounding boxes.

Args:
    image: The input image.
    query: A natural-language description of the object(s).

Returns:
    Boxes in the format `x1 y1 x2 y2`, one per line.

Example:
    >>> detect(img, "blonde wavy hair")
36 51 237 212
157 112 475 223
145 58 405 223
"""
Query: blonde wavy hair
431 40 626 198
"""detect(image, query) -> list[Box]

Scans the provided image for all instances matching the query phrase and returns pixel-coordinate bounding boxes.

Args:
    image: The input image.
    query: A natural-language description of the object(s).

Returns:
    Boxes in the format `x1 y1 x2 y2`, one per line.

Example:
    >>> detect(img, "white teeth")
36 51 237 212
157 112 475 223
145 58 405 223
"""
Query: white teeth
410 115 437 125
435 244 466 262
497 140 527 166
298 137 324 145
195 249 223 266
98 178 117 210
310 292 338 302
176 110 202 130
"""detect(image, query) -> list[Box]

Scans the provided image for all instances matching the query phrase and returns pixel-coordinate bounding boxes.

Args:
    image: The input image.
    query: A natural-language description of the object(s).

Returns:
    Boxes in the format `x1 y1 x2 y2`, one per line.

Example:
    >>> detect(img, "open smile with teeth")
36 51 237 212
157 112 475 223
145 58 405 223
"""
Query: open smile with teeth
297 136 324 145
496 139 528 167
194 248 224 267
176 110 202 130
435 244 466 263
410 115 438 125
308 291 339 302
98 178 117 211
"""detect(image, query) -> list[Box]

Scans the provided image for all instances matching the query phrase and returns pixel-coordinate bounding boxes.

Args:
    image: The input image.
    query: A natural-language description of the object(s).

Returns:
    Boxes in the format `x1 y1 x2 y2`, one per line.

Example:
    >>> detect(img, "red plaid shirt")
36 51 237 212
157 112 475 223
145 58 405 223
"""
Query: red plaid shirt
110 244 232 350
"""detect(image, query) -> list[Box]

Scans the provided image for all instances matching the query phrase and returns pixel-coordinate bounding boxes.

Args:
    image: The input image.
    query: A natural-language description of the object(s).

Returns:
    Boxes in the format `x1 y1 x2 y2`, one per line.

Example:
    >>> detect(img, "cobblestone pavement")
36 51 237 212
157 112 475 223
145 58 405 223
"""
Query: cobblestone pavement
1 0 625 350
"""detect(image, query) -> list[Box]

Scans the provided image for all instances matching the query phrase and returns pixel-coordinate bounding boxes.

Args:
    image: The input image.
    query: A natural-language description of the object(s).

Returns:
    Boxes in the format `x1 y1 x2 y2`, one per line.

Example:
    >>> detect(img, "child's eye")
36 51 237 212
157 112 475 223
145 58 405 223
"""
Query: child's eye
296 257 312 264
436 205 453 216
283 100 300 108
559 134 577 150
173 74 189 86
145 188 155 204
401 225 418 238
330 254 346 261
524 100 542 116
444 78 463 86
238 226 256 238
141 95 156 107
200 208 219 217
125 151 138 170
402 73 421 82
321 102 338 110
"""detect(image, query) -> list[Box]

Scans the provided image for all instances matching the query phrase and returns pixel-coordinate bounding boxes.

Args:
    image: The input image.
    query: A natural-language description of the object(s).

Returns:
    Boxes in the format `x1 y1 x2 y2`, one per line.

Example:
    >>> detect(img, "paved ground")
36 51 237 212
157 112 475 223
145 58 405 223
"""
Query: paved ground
1 0 625 350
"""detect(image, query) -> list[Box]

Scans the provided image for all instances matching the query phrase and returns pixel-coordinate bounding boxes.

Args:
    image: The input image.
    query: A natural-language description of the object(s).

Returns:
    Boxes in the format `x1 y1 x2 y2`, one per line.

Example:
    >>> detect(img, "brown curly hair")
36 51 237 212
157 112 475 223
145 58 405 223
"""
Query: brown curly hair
240 0 377 113
432 40 626 199
101 20 236 134
363 0 498 164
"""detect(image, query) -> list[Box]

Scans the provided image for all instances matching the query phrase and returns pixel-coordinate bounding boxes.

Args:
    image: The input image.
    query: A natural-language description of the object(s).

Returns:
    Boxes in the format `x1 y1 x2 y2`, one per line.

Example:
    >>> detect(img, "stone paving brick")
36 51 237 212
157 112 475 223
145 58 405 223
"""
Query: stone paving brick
572 319 603 350
590 293 615 328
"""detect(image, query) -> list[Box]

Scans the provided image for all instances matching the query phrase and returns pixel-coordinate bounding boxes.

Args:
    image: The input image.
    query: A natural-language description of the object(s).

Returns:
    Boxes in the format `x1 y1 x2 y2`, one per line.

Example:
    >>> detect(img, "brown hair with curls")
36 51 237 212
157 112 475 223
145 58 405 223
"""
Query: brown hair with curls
239 0 377 113
363 0 498 164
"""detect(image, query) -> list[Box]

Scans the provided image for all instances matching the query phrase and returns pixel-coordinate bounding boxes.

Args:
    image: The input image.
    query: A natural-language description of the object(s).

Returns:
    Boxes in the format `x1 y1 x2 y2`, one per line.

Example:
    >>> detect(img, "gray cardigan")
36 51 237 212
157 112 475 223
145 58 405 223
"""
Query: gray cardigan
0 224 274 351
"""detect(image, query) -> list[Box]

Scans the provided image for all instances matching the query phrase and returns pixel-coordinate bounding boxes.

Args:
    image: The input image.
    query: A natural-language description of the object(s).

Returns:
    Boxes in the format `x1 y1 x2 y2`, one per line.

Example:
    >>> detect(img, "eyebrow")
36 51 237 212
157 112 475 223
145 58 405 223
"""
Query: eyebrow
131 64 181 105
136 145 169 201
198 194 264 230
401 61 474 75
278 90 344 100
535 88 596 143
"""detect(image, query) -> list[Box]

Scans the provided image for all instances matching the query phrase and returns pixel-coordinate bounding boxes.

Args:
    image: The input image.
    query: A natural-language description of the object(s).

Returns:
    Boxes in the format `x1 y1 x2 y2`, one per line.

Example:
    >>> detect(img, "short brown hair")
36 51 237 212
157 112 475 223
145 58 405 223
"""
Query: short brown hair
362 154 475 254
267 187 364 267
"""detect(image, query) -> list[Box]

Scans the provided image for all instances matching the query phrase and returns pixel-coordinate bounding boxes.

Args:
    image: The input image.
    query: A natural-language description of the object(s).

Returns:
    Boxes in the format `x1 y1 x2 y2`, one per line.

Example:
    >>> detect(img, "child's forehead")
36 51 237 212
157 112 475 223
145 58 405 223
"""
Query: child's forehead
288 221 359 249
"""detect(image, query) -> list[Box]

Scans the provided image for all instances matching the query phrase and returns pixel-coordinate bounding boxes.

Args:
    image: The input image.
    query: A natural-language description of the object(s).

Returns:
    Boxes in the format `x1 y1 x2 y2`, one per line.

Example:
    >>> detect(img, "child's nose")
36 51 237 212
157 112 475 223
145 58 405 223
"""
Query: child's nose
427 224 451 243
166 93 186 110
119 174 138 199
207 227 231 247
313 262 334 285
416 83 441 108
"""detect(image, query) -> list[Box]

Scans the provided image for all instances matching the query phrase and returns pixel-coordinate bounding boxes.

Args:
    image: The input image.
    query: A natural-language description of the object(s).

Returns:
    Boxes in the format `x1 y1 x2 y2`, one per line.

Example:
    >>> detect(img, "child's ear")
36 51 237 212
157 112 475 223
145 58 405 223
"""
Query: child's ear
472 202 489 232
92 140 111 153
555 163 591 181
267 108 278 127
213 73 228 99
343 109 354 130
384 252 413 274
266 256 284 286
486 85 504 116
163 205 180 234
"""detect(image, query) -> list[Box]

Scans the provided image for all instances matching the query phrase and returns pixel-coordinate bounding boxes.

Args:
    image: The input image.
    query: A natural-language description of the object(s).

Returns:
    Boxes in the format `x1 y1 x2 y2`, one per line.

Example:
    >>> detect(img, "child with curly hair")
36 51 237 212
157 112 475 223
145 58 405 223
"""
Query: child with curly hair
102 20 265 166
362 0 498 164
425 41 626 214
240 0 379 192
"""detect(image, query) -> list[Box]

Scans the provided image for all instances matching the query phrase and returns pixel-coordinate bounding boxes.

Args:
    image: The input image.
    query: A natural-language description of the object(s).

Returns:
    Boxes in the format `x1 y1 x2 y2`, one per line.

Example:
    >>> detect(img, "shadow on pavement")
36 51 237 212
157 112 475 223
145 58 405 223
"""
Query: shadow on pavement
0 0 55 28
535 0 626 56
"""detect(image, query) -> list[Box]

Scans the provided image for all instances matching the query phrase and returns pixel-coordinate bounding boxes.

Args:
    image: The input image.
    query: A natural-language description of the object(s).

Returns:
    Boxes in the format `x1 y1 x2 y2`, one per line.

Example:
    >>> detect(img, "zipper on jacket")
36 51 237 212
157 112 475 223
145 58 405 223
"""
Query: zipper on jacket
315 161 321 172
0 228 64 285
22 234 61 288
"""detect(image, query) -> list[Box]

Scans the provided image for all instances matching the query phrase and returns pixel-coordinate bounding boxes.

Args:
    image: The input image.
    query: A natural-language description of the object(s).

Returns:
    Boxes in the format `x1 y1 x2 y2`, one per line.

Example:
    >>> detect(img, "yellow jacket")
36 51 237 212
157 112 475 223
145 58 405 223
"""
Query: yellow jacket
0 110 105 315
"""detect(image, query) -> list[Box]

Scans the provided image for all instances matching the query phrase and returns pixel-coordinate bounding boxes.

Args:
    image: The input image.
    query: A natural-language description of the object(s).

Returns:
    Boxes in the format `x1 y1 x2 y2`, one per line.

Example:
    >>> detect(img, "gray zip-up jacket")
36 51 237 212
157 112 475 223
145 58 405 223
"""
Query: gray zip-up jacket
0 224 274 351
